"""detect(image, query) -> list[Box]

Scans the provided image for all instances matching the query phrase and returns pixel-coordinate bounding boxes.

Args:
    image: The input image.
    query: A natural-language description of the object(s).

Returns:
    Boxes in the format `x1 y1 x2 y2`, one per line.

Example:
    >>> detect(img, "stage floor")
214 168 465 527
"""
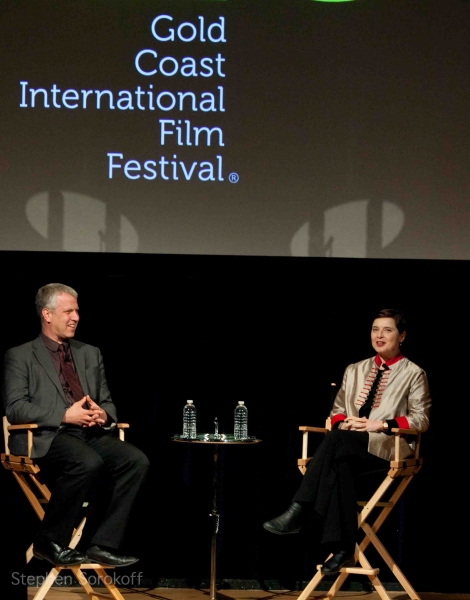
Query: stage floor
27 589 470 600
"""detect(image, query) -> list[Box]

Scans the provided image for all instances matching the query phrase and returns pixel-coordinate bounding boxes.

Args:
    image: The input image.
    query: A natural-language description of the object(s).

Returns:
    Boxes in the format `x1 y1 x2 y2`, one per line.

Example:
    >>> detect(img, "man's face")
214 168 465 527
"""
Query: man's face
42 293 80 343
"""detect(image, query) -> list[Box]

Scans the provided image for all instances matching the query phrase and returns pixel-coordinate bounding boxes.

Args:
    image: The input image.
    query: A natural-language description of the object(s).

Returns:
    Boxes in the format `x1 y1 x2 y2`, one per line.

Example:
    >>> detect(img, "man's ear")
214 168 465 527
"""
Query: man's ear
42 307 51 324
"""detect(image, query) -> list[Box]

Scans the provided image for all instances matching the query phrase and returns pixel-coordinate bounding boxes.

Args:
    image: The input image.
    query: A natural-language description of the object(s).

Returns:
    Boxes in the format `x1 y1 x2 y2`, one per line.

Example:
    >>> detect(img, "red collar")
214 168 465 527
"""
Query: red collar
374 353 405 368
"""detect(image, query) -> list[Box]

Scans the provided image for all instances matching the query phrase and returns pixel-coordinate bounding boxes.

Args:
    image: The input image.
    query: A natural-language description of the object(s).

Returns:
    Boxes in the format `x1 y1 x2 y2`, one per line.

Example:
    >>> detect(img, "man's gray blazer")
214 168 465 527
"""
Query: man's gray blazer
3 336 118 458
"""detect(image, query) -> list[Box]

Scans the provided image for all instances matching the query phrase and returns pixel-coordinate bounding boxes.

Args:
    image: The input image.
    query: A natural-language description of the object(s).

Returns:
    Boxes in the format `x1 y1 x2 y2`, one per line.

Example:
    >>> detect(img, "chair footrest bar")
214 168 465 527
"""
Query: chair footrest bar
343 567 380 575
316 565 379 576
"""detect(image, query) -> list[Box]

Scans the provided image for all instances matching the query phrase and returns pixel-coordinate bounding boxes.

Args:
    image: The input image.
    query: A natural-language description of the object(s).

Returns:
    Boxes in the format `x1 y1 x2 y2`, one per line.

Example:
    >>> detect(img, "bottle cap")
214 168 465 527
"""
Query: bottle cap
187 400 193 404
238 401 245 405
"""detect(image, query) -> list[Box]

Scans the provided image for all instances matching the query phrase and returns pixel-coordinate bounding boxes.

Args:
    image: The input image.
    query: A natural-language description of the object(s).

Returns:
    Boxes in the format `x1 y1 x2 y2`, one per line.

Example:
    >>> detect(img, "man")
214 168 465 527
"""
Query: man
2 283 150 568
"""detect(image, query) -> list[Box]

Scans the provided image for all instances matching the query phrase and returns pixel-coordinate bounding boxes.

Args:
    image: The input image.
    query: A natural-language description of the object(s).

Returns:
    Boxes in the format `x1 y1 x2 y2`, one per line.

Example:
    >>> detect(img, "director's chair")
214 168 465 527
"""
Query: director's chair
296 399 424 600
1 416 130 600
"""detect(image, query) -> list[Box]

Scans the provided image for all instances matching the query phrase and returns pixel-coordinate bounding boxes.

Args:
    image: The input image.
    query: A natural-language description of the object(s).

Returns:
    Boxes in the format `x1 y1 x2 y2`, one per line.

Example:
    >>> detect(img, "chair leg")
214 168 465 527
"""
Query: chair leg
355 545 392 600
70 565 126 600
326 571 350 599
295 479 422 600
69 515 87 549
359 475 414 533
30 474 51 502
95 566 127 600
13 472 45 520
31 567 60 600
362 521 421 600
357 475 421 600
70 566 101 600
26 543 34 564
29 564 127 600
296 567 325 600
367 573 394 600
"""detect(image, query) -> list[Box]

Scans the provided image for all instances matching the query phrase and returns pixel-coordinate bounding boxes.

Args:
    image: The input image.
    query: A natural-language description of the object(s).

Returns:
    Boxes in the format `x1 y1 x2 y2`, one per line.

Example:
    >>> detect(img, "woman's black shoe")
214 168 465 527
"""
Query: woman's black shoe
263 502 305 535
321 550 356 576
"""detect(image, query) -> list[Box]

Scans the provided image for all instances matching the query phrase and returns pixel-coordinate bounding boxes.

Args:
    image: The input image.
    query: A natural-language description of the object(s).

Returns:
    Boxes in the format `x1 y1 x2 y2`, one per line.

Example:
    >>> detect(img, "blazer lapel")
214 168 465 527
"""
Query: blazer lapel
70 341 89 396
32 336 66 402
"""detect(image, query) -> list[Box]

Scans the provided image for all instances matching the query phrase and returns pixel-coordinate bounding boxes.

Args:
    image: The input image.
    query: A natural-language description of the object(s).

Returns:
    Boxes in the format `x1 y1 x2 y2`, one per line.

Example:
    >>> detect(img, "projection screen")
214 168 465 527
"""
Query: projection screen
1 0 469 258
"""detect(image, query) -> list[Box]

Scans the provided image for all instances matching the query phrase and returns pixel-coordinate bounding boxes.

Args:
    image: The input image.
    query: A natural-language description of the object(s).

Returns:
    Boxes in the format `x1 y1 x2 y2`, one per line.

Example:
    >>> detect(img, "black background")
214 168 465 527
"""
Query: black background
0 250 464 593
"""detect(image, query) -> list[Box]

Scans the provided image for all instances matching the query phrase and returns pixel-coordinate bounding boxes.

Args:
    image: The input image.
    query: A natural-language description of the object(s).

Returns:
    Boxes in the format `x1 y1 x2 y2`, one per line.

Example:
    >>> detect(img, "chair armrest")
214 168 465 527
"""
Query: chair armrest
5 420 131 454
391 427 422 461
116 422 129 441
390 427 419 436
299 424 422 468
299 426 329 434
6 423 38 457
298 425 329 462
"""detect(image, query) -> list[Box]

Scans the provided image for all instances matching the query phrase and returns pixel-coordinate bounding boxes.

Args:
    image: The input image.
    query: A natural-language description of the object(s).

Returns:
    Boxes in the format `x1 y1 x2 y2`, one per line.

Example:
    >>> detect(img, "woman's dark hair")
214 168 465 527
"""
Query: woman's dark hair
374 308 407 334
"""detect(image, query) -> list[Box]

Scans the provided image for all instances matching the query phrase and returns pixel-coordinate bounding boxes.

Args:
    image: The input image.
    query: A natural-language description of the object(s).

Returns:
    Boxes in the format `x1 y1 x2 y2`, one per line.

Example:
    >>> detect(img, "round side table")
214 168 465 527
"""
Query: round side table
172 434 261 599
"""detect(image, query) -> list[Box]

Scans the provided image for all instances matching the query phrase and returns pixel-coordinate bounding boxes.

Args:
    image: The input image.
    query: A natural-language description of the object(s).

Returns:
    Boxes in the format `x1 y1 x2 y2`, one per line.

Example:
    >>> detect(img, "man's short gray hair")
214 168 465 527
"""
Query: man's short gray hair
35 283 78 317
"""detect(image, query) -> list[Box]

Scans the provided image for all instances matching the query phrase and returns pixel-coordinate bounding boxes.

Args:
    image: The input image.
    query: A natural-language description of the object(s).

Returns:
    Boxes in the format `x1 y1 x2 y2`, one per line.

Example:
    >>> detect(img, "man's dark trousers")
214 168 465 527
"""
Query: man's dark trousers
36 427 150 549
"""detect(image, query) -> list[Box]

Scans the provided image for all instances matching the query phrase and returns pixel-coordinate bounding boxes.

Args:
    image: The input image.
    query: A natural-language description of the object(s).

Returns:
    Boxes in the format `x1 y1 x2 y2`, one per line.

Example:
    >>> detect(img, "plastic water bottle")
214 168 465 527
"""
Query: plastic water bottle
182 400 197 439
234 401 248 440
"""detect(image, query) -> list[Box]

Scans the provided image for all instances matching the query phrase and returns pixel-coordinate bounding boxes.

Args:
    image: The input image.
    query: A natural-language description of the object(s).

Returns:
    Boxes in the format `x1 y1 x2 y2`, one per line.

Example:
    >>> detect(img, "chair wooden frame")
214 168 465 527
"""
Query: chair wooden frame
1 416 130 600
296 417 423 600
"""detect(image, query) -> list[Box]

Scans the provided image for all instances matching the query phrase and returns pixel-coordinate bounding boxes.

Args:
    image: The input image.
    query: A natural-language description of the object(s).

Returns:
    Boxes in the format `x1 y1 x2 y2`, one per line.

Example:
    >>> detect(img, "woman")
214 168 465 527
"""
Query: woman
263 308 431 576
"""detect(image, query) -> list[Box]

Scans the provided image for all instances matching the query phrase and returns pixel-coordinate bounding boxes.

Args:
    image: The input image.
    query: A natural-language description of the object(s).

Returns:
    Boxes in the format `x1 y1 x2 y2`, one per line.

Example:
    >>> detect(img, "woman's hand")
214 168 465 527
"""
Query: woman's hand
344 416 384 432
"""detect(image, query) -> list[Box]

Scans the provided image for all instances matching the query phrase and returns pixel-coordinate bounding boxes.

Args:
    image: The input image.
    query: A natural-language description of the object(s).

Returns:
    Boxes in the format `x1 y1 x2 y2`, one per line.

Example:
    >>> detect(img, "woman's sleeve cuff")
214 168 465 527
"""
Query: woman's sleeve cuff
331 414 346 429
395 416 409 429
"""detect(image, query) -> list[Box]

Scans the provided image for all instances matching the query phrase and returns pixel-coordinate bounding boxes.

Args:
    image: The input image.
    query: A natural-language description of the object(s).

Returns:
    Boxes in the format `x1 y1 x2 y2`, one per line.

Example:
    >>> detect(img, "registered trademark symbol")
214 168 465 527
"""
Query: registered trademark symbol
228 172 239 183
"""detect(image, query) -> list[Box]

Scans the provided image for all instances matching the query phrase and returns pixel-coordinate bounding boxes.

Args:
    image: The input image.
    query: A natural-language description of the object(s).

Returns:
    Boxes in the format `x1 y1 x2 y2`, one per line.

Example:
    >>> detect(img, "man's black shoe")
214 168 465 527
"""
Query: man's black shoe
263 502 305 535
33 537 87 566
321 551 356 576
86 545 139 567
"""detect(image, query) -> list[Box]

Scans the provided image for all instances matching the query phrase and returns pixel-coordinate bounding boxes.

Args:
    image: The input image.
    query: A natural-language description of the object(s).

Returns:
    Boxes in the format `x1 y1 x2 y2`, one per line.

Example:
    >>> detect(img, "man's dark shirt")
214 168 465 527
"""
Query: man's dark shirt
40 332 84 406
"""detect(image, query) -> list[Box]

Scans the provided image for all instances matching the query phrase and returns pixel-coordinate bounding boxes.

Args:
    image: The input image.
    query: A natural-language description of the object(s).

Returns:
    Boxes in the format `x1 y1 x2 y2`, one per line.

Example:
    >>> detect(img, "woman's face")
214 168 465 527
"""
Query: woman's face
371 317 406 361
